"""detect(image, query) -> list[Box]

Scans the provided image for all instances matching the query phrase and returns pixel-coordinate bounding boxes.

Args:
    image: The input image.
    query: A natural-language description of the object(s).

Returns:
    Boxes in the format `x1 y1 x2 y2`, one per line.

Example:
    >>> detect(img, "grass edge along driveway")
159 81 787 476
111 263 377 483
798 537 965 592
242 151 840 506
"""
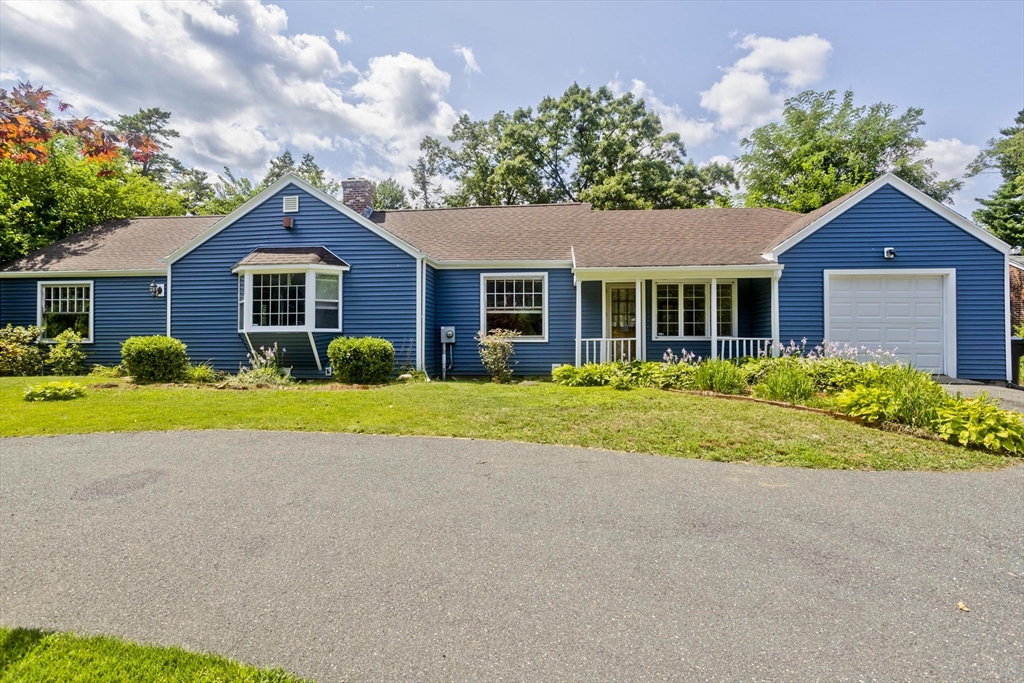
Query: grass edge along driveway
0 627 309 682
0 376 1013 472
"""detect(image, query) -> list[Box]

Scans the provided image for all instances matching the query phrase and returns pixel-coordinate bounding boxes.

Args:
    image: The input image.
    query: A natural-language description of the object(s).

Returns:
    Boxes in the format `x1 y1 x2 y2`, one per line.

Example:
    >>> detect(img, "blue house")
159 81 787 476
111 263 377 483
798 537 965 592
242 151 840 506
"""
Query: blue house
0 173 1012 382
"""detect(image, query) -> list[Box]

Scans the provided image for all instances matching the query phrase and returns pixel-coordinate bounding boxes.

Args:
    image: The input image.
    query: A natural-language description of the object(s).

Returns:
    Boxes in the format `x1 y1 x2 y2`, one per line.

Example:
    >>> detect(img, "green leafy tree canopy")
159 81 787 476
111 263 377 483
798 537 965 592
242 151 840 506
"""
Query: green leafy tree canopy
968 110 1024 245
372 177 409 210
739 89 962 213
412 83 736 210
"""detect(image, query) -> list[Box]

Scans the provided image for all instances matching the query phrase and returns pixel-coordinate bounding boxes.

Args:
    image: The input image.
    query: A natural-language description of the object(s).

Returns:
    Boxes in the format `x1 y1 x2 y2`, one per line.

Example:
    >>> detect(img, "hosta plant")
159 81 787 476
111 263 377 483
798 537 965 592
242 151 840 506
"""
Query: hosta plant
23 381 86 402
935 394 1024 454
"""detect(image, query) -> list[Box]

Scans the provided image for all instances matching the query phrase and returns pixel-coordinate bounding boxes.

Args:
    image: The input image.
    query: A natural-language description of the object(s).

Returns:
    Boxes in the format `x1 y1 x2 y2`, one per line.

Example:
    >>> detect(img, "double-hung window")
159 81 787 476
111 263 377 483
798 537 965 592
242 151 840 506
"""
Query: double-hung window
314 273 340 330
654 281 735 339
39 281 93 342
481 274 547 340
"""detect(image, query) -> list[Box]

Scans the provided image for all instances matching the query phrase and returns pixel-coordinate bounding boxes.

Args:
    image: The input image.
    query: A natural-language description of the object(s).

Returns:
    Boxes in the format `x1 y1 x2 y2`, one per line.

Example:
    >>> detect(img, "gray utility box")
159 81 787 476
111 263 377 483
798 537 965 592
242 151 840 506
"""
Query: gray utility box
440 326 455 344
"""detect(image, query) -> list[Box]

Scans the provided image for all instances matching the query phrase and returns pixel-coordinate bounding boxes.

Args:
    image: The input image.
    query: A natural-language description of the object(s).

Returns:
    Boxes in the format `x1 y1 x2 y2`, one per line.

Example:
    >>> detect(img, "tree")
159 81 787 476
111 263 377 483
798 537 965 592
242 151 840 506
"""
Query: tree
739 90 961 213
105 107 180 182
413 83 736 210
372 177 409 210
197 152 340 215
966 110 1023 245
1 82 121 164
296 153 340 196
0 135 183 262
199 167 256 215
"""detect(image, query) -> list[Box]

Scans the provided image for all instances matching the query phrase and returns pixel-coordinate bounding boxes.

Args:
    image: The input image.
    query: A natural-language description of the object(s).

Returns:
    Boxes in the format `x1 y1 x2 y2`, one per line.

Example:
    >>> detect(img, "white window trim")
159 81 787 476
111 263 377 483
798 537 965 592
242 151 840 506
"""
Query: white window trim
479 272 549 342
36 280 94 344
232 264 348 334
652 279 738 340
823 268 957 379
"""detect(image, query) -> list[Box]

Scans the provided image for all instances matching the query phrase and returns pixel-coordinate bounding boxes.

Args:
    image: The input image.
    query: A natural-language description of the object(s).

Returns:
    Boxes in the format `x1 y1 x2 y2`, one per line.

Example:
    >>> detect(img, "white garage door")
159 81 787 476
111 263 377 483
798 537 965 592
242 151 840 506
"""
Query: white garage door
827 274 945 372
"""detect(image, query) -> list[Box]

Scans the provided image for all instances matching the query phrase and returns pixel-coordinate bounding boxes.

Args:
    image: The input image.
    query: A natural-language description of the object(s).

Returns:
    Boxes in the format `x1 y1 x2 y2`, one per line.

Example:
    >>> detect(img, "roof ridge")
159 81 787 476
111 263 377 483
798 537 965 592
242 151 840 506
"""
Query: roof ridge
377 202 589 213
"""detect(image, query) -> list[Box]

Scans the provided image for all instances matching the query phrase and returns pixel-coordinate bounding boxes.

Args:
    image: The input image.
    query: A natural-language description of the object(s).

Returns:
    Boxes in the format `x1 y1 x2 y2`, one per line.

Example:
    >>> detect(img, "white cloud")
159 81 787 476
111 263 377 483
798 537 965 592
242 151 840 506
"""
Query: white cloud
334 29 351 44
609 79 716 148
0 0 458 178
923 138 979 181
453 46 481 74
700 33 833 131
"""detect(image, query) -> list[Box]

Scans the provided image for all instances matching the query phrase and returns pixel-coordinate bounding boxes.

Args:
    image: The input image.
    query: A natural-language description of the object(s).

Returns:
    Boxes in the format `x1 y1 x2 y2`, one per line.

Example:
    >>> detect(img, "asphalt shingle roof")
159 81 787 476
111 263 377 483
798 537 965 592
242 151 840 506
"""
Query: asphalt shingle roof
1 215 222 273
234 246 349 268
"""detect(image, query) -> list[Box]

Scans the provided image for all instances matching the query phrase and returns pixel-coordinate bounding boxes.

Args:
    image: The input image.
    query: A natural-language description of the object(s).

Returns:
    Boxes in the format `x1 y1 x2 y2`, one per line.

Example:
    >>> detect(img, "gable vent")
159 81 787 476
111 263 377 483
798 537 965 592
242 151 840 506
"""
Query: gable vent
282 196 299 213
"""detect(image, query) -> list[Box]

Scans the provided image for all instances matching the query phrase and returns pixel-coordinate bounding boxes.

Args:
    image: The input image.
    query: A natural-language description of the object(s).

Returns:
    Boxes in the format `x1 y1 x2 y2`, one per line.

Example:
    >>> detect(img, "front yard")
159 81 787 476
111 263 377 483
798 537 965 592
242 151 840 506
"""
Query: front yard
0 376 1012 471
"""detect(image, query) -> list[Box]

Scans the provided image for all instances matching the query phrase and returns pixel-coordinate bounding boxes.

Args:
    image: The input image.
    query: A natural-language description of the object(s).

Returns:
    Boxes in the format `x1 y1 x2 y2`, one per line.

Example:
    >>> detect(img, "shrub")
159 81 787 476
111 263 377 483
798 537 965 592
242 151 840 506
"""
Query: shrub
46 329 87 375
803 357 874 394
834 386 895 424
752 364 816 403
23 380 86 402
90 364 127 378
185 362 219 383
120 335 190 382
553 363 616 387
229 366 294 387
692 359 748 395
935 394 1024 454
656 362 697 390
474 329 520 383
0 324 45 376
327 336 395 384
835 369 949 429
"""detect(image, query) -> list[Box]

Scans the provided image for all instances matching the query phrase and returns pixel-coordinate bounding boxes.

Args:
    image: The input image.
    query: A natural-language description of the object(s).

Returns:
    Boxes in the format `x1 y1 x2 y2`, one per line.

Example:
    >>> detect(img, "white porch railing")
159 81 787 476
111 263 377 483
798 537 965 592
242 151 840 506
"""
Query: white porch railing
717 337 773 359
581 338 638 364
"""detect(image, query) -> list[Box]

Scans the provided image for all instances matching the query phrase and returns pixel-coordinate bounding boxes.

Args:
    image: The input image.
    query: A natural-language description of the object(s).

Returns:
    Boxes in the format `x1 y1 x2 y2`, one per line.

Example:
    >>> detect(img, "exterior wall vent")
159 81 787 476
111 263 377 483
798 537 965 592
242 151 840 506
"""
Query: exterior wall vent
283 196 299 213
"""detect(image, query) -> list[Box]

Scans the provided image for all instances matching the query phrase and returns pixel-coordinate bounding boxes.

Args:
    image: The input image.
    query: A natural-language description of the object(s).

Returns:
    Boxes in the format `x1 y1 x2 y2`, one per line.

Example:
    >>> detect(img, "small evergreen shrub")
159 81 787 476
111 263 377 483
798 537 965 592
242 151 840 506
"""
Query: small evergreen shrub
185 362 219 383
935 394 1024 454
23 380 86 402
46 329 87 376
120 335 190 382
692 359 747 395
752 364 816 403
474 329 520 383
0 324 45 376
327 336 395 384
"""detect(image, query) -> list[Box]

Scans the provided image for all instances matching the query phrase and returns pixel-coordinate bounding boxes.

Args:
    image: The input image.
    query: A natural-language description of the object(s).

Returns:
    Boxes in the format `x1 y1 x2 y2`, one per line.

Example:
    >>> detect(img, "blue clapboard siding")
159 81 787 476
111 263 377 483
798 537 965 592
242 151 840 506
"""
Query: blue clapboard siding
435 268 575 375
171 183 418 375
778 184 1006 379
0 276 167 366
425 264 437 376
581 281 603 339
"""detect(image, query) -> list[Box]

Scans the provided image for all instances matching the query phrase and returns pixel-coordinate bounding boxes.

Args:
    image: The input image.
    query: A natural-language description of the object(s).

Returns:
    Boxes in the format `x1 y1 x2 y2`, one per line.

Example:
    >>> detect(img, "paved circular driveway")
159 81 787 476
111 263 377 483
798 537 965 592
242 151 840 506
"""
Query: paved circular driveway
1 431 1021 681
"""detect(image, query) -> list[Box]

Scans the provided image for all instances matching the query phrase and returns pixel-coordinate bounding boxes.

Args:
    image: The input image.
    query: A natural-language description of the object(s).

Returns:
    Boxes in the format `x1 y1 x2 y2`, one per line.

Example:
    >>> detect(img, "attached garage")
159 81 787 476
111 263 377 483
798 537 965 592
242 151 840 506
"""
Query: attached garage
824 270 955 374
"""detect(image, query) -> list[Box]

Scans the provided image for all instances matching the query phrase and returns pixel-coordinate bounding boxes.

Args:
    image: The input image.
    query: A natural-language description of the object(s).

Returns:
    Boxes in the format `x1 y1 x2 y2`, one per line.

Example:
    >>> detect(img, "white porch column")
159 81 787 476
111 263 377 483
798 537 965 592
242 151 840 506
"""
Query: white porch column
710 277 718 360
771 272 781 357
634 279 642 362
575 277 582 367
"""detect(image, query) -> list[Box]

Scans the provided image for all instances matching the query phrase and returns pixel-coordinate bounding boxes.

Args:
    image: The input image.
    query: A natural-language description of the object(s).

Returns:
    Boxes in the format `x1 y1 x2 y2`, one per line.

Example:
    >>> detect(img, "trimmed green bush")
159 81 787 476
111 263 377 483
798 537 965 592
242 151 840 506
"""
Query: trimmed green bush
752 364 816 403
327 336 395 384
23 381 86 402
692 359 747 395
935 394 1024 454
0 324 45 376
46 329 87 376
120 335 190 382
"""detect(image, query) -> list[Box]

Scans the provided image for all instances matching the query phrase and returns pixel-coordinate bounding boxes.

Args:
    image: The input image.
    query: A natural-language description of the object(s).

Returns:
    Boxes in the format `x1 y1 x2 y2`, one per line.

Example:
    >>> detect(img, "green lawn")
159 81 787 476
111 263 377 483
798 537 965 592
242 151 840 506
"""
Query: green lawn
0 376 1013 471
0 627 309 682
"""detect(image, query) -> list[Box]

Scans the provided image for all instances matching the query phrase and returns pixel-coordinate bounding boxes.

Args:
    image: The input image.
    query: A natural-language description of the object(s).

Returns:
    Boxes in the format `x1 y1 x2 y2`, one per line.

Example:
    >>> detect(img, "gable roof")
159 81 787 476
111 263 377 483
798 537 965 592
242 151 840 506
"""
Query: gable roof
0 215 221 275
766 173 1011 258
165 173 423 264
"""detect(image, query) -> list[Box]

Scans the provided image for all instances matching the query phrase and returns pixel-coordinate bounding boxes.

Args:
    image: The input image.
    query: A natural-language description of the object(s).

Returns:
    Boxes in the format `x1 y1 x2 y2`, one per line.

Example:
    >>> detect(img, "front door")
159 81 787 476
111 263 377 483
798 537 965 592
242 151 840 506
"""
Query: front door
607 284 637 362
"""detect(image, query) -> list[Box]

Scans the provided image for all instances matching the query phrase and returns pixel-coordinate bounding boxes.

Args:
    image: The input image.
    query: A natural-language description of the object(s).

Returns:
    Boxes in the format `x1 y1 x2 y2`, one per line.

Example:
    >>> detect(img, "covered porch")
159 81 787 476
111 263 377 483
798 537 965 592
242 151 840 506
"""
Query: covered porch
573 265 782 365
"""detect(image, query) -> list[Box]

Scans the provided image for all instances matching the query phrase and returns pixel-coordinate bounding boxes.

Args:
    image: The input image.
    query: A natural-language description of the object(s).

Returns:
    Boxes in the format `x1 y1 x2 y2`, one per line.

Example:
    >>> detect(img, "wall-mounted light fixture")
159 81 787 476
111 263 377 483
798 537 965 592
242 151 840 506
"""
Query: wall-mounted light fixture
883 247 897 259
149 281 165 297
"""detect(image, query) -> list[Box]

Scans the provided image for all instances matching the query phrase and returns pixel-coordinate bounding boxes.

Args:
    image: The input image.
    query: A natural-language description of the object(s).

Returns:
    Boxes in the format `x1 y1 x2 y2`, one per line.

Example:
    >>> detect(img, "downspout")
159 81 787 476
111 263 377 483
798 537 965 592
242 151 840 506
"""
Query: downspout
165 266 172 336
416 256 425 372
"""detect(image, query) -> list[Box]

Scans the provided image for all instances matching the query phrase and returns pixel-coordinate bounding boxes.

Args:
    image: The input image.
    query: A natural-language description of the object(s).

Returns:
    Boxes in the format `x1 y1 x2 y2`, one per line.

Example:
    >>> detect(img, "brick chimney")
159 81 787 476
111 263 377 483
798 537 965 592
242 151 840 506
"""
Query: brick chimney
341 178 374 215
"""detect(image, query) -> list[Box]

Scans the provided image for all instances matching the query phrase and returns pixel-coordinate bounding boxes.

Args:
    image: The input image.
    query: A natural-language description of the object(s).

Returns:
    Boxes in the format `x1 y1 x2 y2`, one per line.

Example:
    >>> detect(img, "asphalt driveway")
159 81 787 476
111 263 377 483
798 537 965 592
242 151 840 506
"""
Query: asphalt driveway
1 432 1021 681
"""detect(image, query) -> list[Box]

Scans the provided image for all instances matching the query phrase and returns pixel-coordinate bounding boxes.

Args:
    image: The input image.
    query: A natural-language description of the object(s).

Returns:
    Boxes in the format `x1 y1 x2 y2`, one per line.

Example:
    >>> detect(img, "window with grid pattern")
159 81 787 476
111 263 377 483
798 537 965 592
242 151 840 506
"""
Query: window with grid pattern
251 273 305 327
716 282 734 337
656 284 679 337
41 284 91 341
484 277 544 338
681 283 706 337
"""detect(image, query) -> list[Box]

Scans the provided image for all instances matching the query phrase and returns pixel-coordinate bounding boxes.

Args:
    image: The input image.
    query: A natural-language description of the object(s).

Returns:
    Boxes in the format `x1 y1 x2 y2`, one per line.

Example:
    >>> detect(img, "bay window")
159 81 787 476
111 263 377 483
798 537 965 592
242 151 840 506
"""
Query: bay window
654 281 735 339
38 281 93 342
481 274 547 340
233 268 345 333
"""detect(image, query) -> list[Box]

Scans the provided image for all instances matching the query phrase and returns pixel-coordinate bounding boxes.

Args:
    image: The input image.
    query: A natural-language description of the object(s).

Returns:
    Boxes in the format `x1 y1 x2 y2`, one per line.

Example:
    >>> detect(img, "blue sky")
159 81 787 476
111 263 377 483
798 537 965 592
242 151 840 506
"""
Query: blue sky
1 0 1021 216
